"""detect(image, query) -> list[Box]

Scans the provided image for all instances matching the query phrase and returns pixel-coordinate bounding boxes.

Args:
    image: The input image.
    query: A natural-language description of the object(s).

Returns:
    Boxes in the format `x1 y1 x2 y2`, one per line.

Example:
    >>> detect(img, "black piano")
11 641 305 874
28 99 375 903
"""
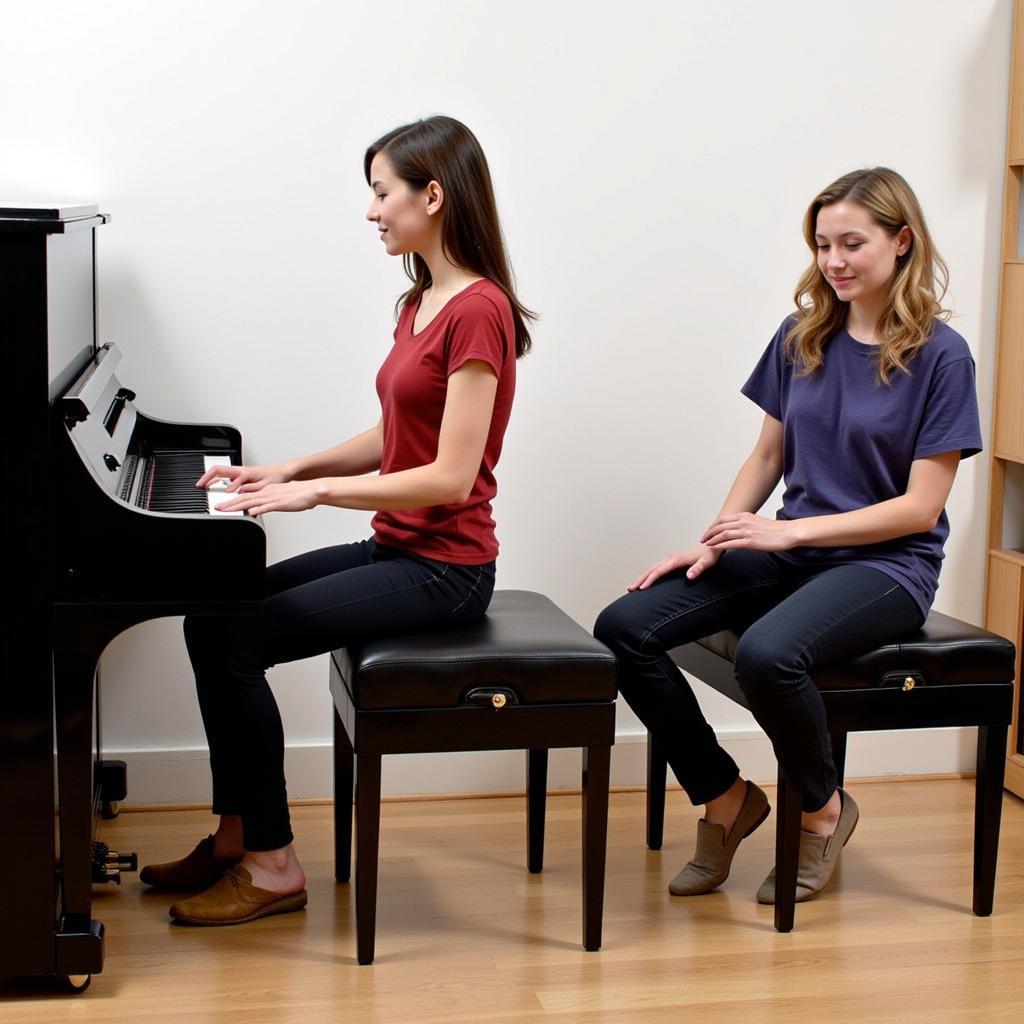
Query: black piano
0 204 265 991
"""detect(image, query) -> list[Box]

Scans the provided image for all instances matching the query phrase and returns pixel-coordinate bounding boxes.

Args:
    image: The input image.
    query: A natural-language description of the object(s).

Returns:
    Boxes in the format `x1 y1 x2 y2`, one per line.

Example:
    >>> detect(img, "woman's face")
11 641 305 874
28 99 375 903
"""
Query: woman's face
365 152 439 257
814 200 911 307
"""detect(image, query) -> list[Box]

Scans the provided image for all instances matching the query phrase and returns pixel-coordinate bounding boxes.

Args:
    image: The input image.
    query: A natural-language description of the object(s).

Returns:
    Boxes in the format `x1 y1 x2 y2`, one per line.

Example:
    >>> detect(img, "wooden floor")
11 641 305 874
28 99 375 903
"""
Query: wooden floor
3 778 1024 1023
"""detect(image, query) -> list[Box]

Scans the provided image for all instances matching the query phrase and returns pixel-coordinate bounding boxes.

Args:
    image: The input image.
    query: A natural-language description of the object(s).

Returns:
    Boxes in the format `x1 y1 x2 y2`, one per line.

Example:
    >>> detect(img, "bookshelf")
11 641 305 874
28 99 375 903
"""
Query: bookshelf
984 0 1024 798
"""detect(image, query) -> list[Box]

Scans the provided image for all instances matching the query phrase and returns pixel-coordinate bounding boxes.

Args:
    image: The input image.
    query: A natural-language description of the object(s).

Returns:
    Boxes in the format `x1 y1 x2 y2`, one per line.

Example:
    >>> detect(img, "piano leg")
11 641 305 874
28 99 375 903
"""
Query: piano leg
51 617 127 979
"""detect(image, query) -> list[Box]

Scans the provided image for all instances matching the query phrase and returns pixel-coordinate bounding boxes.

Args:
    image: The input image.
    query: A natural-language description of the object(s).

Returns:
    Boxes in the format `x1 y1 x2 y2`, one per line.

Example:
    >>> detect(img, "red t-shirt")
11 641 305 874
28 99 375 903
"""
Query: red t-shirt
371 279 516 564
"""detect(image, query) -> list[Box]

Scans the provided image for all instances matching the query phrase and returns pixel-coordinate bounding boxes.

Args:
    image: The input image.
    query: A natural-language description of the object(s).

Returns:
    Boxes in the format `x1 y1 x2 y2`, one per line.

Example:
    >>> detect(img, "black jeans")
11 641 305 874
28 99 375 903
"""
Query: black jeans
183 538 496 850
594 550 924 811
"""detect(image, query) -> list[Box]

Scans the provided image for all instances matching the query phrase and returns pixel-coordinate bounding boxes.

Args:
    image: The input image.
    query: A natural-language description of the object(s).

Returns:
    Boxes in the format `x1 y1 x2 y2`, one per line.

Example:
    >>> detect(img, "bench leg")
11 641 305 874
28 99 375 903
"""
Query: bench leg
646 733 667 851
355 753 382 965
973 724 1007 916
774 767 802 933
582 744 611 952
830 731 848 790
334 707 354 883
527 749 548 873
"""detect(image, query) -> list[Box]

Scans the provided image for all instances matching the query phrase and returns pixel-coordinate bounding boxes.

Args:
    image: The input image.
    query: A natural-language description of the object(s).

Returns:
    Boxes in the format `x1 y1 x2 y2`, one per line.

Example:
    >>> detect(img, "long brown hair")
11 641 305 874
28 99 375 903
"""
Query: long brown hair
364 116 534 358
787 167 949 382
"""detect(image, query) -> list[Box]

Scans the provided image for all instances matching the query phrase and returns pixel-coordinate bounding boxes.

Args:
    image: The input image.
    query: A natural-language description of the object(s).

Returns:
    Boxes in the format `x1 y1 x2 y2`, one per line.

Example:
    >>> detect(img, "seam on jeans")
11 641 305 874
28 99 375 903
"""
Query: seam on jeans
783 581 902 812
788 582 903 672
638 579 783 654
290 563 450 623
449 566 486 617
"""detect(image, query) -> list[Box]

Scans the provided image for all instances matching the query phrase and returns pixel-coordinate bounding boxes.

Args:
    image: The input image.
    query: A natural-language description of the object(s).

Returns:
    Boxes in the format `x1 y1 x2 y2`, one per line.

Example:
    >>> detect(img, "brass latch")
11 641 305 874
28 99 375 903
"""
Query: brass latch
463 686 518 708
902 676 915 692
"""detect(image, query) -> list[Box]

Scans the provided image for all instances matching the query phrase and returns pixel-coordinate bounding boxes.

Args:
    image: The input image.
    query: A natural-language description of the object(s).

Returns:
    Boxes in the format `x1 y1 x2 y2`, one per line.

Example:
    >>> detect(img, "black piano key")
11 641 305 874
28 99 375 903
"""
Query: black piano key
138 448 233 514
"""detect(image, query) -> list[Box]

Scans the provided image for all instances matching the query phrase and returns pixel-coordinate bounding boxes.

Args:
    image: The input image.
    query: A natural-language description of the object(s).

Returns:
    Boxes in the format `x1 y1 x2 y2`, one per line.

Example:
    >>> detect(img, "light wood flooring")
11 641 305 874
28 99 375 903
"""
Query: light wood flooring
2 778 1023 1023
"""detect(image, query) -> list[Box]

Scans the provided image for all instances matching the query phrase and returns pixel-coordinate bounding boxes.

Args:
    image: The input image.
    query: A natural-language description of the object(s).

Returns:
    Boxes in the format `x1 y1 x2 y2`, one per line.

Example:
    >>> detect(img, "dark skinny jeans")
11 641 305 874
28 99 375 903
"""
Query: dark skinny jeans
594 550 924 812
184 538 495 851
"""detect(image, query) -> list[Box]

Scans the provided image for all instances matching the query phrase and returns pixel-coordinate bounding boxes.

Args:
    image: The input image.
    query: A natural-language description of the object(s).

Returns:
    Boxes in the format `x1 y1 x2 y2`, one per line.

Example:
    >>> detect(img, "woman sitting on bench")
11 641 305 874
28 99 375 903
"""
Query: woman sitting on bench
595 167 981 905
139 116 533 926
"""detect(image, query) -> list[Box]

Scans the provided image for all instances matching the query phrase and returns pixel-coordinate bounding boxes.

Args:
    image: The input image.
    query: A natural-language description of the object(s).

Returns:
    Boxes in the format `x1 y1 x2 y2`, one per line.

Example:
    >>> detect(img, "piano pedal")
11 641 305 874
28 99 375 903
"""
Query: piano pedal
91 840 138 885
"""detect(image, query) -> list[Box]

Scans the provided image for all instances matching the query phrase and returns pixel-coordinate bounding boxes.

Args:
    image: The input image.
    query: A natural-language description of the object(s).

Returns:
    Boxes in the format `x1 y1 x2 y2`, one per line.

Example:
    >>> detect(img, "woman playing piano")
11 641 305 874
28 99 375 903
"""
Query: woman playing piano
595 167 981 907
139 116 533 925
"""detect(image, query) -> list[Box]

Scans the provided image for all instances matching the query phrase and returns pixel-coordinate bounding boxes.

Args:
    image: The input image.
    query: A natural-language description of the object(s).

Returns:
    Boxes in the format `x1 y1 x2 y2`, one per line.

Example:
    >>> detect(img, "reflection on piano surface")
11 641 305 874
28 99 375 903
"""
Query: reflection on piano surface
0 203 265 991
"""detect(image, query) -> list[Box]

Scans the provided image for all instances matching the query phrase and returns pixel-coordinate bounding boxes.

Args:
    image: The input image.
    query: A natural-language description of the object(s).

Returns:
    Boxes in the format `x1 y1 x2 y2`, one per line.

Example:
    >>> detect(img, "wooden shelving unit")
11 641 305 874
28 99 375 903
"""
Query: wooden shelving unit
984 0 1024 799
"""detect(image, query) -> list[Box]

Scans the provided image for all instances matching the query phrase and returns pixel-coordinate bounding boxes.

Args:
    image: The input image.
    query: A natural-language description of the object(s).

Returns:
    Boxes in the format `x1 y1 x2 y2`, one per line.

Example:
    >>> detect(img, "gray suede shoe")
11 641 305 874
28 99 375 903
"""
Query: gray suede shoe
668 781 771 896
756 789 859 904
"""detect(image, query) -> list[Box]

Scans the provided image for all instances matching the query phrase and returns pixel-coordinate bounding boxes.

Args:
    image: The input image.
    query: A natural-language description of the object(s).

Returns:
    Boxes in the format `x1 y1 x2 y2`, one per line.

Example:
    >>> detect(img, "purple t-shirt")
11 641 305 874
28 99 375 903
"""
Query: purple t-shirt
741 317 982 615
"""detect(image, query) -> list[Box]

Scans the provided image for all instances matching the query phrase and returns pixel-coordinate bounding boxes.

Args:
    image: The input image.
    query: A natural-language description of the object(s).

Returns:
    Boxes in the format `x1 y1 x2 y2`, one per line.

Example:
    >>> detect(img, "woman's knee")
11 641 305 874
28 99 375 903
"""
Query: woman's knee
184 613 264 674
593 598 648 657
733 630 802 692
183 614 215 658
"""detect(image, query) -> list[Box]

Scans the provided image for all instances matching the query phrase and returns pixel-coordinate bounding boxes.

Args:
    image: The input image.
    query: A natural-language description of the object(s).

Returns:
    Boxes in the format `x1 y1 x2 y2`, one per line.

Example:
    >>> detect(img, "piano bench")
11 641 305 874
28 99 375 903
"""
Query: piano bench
328 590 617 965
643 610 1016 932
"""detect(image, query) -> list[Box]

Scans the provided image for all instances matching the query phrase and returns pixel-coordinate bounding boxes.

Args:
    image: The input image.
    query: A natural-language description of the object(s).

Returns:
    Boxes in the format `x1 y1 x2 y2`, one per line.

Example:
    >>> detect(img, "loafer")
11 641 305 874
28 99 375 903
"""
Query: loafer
669 781 771 896
756 789 859 904
169 866 308 926
140 835 242 891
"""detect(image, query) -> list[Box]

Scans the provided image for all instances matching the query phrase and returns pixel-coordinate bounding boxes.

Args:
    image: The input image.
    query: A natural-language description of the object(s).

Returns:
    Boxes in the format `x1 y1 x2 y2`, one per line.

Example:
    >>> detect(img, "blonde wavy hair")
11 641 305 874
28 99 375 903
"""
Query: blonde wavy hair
786 167 949 383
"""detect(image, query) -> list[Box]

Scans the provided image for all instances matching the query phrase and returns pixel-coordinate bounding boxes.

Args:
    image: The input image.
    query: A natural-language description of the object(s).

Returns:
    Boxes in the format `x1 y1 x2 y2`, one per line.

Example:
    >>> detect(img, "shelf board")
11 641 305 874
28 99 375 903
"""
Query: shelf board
993 451 1024 465
1004 258 1024 265
990 547 1024 568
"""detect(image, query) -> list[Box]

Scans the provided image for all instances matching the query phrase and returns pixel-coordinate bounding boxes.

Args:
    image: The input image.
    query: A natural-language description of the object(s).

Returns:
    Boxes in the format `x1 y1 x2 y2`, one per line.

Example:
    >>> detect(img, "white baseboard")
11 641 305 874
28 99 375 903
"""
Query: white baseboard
107 726 978 806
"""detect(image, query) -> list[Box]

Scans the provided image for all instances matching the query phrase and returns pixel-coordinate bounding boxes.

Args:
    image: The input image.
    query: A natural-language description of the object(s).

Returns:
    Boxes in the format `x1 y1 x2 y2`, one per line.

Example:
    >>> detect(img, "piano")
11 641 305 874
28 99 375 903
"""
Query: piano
0 204 266 991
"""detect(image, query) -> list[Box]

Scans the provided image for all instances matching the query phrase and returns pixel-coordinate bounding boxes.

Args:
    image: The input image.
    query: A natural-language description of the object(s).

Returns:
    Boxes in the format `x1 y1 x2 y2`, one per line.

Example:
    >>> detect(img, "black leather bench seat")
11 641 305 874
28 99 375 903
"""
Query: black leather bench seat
697 609 1015 691
333 590 617 711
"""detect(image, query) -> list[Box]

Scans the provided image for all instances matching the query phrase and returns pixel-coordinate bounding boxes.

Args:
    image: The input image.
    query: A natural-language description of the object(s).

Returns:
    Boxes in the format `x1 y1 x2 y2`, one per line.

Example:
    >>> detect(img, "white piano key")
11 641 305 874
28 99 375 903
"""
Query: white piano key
203 455 244 516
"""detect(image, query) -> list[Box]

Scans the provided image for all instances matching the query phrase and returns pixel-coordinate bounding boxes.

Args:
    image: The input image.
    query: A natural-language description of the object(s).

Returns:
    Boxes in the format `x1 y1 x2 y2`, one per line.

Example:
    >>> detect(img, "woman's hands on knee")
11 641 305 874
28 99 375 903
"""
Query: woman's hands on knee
701 513 798 552
628 544 722 591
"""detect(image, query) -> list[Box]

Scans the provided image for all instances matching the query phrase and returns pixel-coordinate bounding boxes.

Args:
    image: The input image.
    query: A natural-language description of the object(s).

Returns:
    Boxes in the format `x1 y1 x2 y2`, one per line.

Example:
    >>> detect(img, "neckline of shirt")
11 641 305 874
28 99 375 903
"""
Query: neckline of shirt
837 327 881 355
409 278 489 337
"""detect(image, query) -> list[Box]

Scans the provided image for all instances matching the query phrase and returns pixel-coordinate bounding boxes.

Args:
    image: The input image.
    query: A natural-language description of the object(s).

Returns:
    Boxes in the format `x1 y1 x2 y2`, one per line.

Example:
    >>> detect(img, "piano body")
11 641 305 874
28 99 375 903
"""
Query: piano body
0 204 265 990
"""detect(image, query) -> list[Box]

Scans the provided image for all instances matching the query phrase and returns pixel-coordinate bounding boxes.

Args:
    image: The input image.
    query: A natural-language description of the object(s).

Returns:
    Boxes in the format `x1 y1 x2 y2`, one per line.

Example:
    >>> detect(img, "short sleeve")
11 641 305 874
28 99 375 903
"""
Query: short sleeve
740 319 790 420
913 357 983 460
445 293 509 379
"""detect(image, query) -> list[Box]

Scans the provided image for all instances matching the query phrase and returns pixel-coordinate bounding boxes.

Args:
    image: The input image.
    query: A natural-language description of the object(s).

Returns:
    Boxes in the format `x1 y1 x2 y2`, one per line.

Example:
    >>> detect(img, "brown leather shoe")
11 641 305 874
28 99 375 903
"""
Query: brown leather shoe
140 835 242 891
169 866 308 926
757 789 860 904
669 781 771 896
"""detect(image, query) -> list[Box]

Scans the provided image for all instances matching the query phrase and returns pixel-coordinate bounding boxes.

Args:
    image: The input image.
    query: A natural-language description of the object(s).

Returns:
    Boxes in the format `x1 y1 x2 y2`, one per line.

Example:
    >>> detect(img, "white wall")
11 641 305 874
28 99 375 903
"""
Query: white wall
1 0 1012 801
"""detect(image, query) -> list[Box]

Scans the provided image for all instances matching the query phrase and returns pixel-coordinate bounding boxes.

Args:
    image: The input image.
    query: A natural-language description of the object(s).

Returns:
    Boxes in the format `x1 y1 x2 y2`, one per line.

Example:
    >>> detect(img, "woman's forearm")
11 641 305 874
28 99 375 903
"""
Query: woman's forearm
789 495 938 548
787 453 957 548
314 460 469 512
701 452 959 553
290 422 383 480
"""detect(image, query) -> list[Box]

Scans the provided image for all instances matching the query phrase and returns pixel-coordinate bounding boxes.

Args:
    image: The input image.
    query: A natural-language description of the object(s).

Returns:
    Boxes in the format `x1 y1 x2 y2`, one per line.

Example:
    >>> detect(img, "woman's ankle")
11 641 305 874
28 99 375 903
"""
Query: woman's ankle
240 845 305 894
801 789 842 838
704 777 748 833
212 815 244 859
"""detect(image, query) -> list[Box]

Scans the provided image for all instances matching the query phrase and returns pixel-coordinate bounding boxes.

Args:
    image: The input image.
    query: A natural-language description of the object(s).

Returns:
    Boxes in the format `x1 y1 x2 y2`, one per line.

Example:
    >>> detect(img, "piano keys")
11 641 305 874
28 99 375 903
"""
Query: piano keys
134 452 241 515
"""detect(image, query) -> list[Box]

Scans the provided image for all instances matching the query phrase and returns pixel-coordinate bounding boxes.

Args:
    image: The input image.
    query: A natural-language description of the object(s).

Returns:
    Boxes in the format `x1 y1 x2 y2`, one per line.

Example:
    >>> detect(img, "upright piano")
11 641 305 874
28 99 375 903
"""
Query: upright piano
0 204 266 990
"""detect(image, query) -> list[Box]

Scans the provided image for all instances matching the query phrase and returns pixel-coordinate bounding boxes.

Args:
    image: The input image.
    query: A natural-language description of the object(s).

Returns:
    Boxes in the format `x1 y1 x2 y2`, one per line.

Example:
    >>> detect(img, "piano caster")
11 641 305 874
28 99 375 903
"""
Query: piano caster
97 761 127 820
63 974 92 994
